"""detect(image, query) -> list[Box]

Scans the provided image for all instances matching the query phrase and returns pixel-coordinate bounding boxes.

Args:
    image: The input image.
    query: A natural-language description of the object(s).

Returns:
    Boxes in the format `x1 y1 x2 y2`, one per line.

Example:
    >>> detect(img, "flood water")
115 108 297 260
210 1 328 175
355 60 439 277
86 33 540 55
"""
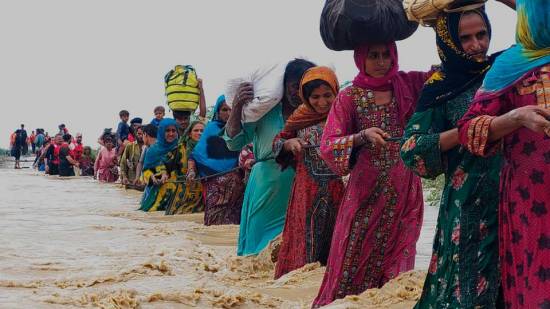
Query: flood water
0 157 437 309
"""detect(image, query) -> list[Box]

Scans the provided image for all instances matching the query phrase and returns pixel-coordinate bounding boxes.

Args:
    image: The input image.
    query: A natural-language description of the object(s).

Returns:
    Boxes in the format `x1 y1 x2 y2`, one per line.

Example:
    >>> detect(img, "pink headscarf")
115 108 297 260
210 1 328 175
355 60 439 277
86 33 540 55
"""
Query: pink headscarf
350 42 427 126
352 42 399 91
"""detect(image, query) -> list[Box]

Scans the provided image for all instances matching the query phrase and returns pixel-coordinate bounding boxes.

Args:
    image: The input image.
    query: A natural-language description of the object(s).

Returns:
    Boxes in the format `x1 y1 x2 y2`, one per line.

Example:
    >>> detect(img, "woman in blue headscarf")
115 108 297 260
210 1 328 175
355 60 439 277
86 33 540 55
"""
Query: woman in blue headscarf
190 95 245 225
458 1 550 306
139 118 179 212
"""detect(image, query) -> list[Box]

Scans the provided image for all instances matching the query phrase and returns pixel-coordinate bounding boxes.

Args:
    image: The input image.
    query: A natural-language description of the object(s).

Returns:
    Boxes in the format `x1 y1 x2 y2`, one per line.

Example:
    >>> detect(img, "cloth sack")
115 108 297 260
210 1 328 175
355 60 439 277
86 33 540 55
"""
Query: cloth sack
225 62 285 123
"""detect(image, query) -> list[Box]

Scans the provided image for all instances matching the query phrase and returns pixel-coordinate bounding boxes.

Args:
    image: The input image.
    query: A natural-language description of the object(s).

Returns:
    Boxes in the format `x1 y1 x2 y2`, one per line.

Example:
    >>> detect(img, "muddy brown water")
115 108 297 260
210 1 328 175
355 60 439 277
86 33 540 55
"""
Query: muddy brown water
0 157 437 308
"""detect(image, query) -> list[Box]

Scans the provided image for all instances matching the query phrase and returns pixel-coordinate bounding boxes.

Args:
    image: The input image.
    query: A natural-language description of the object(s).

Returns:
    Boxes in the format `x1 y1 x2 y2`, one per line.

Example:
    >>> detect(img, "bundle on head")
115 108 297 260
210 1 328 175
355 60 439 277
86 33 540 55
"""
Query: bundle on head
320 0 419 51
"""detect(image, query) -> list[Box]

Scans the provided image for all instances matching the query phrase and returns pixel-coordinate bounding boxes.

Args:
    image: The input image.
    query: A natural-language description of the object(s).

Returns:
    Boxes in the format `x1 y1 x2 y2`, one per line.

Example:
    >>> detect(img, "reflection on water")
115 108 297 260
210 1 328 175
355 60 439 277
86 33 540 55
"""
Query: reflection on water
0 157 436 308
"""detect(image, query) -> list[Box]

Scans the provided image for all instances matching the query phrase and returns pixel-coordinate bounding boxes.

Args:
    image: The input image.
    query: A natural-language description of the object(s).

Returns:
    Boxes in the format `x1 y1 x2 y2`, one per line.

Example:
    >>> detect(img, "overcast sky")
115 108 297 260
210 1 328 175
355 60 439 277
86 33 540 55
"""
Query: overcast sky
0 0 517 148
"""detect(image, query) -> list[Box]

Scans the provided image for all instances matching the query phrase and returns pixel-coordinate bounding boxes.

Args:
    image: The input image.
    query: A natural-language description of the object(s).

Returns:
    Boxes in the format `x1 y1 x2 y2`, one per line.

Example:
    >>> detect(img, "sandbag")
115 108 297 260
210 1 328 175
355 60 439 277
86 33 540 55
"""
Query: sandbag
320 0 419 51
164 65 201 112
403 0 486 26
225 63 286 123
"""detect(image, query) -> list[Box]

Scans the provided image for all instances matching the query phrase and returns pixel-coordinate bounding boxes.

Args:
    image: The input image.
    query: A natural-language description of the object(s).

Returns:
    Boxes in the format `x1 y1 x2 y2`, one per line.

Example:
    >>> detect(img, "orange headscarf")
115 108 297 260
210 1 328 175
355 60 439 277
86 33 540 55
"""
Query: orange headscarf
283 66 339 133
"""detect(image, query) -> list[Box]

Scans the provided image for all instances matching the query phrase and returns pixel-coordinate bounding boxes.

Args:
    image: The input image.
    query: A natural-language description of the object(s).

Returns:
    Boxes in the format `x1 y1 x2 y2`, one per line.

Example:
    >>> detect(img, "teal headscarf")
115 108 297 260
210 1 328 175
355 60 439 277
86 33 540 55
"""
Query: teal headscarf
143 118 179 169
480 0 550 95
191 95 240 177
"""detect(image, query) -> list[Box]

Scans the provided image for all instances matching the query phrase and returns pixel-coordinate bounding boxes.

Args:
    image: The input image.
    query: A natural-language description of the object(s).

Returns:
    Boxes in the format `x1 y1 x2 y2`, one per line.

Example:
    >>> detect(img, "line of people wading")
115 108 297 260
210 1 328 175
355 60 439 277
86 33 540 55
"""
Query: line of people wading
9 0 550 307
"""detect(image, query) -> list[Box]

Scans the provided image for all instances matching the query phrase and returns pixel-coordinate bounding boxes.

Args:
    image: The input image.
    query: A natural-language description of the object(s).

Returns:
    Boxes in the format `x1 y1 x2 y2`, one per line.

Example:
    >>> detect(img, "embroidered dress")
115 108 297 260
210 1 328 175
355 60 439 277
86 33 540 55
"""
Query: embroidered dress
273 124 345 279
313 49 427 305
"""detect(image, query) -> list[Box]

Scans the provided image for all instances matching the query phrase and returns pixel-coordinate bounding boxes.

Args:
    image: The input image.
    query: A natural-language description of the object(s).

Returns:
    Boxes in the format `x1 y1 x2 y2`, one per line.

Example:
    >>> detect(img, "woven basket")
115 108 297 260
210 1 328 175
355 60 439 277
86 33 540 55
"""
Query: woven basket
403 0 487 26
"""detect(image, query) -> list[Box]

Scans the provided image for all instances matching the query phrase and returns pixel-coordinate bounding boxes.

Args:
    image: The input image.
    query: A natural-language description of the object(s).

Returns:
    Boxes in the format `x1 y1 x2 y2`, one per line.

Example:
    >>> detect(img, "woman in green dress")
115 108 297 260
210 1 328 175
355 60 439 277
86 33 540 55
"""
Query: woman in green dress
400 9 503 308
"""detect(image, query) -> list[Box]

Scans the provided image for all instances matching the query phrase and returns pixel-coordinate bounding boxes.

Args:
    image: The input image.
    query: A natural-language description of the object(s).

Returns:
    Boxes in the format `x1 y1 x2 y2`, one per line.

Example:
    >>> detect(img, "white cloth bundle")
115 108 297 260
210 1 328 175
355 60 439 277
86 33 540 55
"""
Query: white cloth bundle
225 62 286 123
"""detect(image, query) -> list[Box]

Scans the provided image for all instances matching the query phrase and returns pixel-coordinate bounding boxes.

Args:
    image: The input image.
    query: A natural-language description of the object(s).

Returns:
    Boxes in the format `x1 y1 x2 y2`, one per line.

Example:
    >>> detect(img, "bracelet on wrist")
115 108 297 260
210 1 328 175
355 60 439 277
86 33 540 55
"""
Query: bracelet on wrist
359 131 368 144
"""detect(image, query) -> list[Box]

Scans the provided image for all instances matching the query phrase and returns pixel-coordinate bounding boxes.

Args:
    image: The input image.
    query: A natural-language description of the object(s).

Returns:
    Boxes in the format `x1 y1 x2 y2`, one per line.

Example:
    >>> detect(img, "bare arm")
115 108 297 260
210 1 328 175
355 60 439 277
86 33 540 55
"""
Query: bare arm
198 79 207 118
66 155 79 166
439 129 460 152
226 103 245 138
225 83 254 138
488 106 550 142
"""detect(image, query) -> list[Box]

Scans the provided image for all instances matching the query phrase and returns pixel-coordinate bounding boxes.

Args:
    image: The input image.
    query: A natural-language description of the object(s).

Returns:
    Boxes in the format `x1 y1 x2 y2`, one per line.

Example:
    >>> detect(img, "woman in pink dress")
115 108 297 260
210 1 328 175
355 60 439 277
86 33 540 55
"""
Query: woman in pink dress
312 42 428 307
94 134 119 183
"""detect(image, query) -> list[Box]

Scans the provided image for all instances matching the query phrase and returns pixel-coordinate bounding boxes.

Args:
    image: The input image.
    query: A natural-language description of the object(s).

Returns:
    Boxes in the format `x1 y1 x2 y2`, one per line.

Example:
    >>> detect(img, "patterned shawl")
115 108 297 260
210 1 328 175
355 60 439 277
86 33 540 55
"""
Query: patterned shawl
282 66 339 133
416 8 495 112
479 0 550 96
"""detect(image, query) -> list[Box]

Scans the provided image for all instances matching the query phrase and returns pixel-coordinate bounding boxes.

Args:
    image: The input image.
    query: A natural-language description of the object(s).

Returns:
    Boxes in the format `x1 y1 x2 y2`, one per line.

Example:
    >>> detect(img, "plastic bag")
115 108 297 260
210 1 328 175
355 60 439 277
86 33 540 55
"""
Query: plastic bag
320 0 419 51
225 63 286 123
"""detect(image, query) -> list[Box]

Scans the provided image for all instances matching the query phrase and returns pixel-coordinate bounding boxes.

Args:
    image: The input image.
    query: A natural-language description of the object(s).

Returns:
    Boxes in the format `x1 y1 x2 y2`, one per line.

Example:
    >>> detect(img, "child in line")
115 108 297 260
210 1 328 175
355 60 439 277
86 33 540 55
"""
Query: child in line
151 106 165 127
94 134 119 183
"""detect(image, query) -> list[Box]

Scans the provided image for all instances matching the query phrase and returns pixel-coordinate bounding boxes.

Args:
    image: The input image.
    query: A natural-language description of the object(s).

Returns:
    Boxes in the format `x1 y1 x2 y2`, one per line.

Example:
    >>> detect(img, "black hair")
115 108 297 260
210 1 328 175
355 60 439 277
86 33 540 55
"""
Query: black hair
102 133 115 143
119 110 130 117
130 117 143 125
142 124 158 138
283 58 316 87
63 134 72 142
172 110 191 120
302 79 333 102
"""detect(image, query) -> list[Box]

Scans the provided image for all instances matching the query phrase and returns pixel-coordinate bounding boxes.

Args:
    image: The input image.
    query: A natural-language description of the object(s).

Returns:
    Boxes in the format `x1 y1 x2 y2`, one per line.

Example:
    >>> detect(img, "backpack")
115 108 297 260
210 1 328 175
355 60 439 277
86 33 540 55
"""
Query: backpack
164 65 201 112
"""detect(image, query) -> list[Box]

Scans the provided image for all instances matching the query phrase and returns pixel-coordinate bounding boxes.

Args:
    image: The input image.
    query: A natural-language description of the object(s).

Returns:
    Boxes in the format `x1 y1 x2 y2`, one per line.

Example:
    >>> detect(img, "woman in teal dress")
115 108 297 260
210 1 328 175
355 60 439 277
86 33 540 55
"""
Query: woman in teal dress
400 9 504 308
224 59 315 256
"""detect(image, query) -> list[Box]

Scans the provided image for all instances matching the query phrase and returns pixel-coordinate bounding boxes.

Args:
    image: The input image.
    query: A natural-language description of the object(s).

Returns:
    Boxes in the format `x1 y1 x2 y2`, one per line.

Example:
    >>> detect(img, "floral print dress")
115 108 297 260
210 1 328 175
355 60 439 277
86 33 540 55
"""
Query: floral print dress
457 65 550 309
401 82 502 308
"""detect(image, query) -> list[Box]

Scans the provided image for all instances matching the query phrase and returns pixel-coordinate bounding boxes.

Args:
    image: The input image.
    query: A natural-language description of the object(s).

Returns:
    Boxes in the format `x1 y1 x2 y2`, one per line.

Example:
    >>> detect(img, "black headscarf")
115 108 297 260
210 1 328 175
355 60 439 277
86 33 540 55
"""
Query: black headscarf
416 8 498 112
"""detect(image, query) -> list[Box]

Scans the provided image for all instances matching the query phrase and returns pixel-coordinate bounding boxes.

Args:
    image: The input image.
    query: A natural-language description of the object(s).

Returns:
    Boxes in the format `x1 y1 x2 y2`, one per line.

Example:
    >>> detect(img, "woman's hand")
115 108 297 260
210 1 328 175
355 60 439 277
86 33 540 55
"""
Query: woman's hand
186 169 197 183
512 105 550 135
283 138 306 156
359 127 390 147
233 83 254 108
243 159 255 170
154 172 169 185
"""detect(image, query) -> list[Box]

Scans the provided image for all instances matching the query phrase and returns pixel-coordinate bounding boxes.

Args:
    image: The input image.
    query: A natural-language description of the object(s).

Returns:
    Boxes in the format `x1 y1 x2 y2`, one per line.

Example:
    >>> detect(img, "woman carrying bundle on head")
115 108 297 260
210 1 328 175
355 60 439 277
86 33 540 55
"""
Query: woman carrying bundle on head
164 120 205 215
400 4 518 307
190 95 245 225
313 42 431 307
272 66 345 279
